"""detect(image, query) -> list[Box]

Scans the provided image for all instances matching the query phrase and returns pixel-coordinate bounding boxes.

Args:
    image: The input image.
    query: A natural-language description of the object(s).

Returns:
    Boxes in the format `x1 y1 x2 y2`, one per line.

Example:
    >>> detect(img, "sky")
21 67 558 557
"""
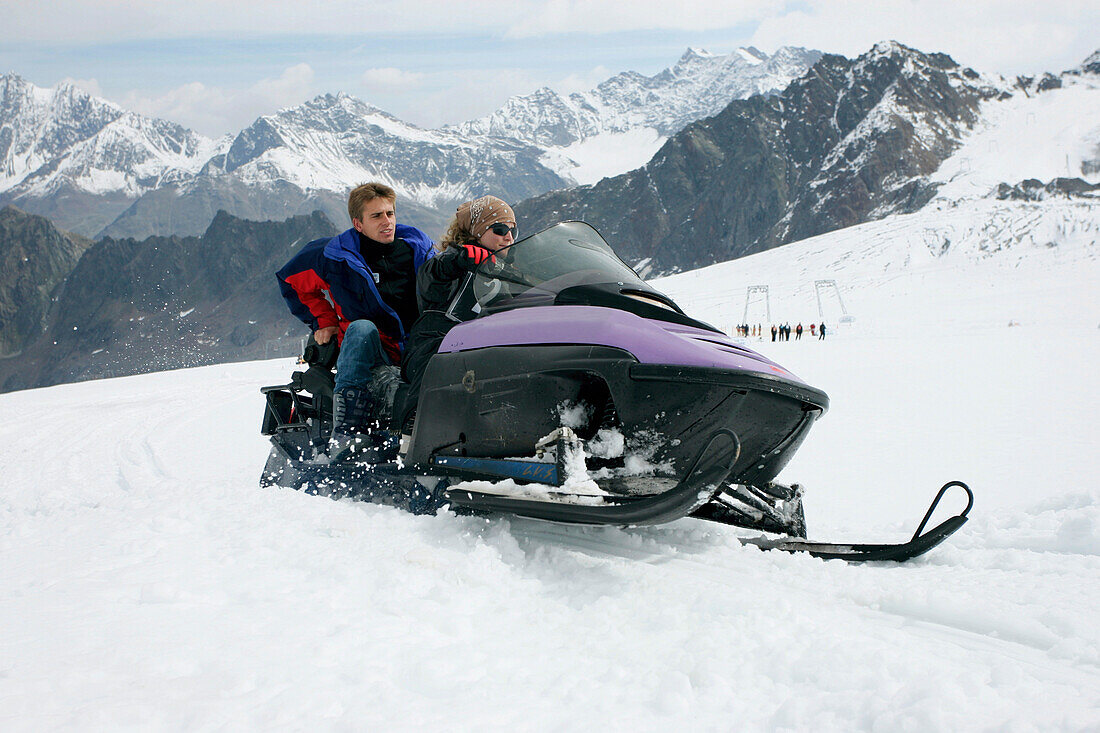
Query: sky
4 0 1098 138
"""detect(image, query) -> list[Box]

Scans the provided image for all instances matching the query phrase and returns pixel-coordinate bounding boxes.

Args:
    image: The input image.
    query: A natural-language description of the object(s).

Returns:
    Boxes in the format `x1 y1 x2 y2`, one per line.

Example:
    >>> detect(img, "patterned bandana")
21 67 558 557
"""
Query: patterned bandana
455 195 516 239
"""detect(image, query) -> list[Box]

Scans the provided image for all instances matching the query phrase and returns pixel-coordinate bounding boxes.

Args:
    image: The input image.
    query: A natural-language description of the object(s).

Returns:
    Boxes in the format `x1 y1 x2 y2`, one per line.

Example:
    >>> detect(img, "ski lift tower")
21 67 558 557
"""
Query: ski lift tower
814 280 854 324
742 285 770 324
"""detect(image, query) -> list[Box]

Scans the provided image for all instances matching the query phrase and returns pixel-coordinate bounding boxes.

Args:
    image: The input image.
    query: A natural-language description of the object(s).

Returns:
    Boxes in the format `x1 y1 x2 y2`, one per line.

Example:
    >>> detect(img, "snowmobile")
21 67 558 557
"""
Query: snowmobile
259 221 972 562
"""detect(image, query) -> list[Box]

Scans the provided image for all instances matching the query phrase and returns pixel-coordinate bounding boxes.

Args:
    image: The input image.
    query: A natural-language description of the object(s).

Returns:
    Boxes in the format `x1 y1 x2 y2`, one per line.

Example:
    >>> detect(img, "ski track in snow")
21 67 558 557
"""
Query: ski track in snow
3 204 1100 729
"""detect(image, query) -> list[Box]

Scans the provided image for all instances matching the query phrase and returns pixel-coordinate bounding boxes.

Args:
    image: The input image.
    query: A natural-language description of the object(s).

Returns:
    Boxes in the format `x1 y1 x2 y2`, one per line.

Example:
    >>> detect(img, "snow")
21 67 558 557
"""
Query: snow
2 200 1100 729
931 75 1100 200
737 47 765 65
540 127 667 185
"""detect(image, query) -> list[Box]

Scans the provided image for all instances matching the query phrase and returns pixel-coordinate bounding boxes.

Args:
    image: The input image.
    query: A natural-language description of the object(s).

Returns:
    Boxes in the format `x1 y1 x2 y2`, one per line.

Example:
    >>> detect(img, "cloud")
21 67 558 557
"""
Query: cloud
748 0 1100 75
5 0 503 42
554 65 613 95
119 64 316 137
503 0 783 37
62 77 104 98
389 68 546 129
250 63 315 108
361 68 426 91
9 0 782 43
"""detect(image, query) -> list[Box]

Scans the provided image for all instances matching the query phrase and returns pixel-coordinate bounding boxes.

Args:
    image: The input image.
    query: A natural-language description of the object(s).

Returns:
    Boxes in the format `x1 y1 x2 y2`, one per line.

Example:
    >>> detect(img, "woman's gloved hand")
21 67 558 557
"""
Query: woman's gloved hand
441 244 495 278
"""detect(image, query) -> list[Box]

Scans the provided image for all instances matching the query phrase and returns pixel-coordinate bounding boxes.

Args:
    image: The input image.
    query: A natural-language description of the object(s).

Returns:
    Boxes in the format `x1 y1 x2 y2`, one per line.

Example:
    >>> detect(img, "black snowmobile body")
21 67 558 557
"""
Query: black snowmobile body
260 222 972 561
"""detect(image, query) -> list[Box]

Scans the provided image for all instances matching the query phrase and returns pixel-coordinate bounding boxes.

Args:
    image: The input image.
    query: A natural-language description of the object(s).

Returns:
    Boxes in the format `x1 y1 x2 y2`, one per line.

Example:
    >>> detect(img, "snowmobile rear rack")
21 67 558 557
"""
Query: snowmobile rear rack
737 481 973 562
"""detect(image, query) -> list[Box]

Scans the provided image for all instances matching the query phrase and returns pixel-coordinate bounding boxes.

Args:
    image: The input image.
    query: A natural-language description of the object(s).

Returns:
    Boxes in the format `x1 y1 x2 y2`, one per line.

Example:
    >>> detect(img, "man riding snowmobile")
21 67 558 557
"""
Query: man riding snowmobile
275 182 433 461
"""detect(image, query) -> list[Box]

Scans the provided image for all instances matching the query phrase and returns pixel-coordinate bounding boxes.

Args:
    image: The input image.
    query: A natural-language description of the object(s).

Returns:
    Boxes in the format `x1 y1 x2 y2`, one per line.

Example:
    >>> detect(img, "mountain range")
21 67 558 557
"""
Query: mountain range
0 46 820 241
0 75 219 236
515 41 1084 273
0 41 1097 392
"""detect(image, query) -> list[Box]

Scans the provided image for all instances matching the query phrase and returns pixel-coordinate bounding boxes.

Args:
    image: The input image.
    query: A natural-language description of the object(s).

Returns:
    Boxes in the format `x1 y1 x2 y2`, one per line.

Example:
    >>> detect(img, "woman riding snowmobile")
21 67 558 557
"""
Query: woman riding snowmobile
397 195 518 450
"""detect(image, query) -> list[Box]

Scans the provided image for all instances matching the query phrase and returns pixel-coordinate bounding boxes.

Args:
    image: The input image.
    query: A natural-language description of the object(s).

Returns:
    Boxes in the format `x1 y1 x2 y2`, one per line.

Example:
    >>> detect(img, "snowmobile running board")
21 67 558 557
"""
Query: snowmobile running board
442 430 738 527
736 481 974 562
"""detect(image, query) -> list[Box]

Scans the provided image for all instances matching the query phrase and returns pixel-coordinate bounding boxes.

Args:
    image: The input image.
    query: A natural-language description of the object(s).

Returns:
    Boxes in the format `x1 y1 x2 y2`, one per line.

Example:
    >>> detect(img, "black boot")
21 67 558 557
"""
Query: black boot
328 386 398 463
328 385 374 461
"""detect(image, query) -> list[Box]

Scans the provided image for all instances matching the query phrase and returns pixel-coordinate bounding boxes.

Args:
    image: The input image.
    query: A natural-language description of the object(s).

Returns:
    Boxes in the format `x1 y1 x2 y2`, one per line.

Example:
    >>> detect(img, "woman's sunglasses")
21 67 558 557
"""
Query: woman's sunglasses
488 223 518 238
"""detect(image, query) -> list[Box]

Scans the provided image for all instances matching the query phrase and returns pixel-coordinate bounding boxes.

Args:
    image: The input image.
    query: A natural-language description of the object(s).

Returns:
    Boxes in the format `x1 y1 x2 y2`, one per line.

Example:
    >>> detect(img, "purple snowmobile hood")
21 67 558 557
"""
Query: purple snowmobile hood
438 305 807 384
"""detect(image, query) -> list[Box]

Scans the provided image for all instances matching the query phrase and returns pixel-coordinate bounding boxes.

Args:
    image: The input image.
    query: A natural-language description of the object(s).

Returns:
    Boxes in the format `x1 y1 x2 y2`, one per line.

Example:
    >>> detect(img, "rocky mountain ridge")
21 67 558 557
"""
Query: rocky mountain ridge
0 207 335 392
0 205 91 358
452 46 821 181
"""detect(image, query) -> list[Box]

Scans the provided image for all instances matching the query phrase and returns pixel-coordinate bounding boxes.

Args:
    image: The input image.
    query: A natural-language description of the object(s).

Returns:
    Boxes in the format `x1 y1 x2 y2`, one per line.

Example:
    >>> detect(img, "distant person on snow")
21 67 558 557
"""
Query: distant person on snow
397 195 518 448
771 325 778 342
810 323 816 337
276 182 434 459
819 322 826 340
796 323 803 340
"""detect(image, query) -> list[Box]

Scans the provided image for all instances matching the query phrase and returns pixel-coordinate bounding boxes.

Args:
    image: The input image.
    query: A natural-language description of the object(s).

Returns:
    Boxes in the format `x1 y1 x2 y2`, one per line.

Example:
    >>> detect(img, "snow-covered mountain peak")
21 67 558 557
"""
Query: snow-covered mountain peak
0 72 215 203
529 86 563 100
274 91 400 126
867 39 920 60
666 45 795 79
856 40 941 74
2 72 109 116
677 47 718 64
738 46 768 64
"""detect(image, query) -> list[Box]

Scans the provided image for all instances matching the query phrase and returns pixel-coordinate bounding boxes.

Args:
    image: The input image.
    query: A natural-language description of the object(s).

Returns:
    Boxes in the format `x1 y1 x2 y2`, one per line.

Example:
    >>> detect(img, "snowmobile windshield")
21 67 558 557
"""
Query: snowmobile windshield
472 221 672 312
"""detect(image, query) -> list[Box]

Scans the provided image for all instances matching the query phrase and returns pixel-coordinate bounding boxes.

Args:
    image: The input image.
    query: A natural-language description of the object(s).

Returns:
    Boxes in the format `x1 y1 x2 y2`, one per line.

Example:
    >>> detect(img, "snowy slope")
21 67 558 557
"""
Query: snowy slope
2 200 1098 729
930 72 1100 200
655 197 1099 333
654 195 1099 529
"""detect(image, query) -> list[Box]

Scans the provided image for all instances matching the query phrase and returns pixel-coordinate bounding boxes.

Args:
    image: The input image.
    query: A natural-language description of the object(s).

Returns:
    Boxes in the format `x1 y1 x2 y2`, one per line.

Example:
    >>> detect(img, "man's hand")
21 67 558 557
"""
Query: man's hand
314 326 339 345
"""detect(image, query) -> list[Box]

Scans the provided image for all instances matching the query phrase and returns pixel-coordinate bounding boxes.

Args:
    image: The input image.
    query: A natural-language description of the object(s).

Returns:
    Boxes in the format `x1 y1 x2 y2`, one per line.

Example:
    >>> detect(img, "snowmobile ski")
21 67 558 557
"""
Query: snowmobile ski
735 481 973 562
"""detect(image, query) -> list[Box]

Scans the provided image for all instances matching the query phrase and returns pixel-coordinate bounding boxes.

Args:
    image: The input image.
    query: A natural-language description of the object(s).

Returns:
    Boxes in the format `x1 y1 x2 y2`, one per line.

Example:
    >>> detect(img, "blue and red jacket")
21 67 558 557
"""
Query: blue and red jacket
276 224 435 362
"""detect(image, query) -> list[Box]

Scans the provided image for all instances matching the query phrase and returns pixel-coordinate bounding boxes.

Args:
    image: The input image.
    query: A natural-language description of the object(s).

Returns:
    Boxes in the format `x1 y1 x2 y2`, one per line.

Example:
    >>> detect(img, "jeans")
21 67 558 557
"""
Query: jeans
334 319 391 392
